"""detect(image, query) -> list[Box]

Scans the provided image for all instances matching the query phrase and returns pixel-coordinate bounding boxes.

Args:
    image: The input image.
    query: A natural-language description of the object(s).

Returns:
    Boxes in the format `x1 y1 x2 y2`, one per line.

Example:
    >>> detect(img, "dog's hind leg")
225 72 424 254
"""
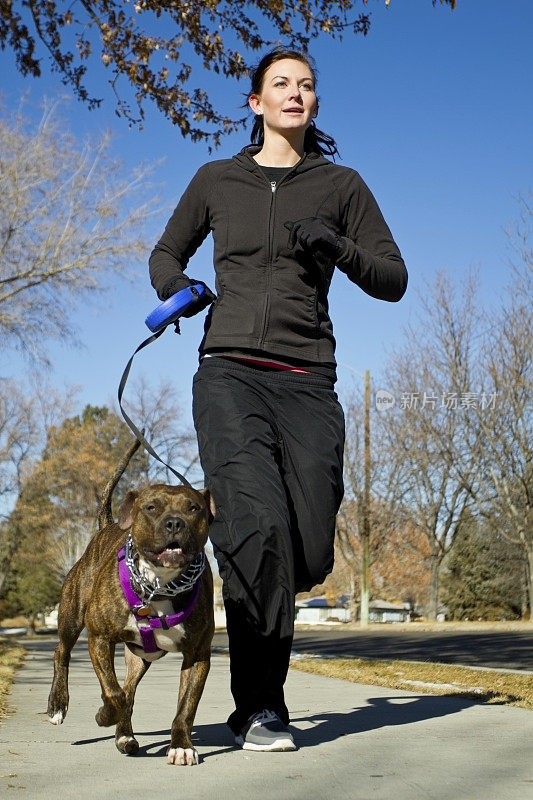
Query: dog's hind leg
114 646 152 755
47 576 85 725
88 635 126 728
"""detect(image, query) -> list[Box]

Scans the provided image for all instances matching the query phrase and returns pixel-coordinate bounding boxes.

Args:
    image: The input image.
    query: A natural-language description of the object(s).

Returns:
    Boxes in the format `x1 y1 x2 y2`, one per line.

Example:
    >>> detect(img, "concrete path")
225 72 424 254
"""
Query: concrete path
1 638 532 800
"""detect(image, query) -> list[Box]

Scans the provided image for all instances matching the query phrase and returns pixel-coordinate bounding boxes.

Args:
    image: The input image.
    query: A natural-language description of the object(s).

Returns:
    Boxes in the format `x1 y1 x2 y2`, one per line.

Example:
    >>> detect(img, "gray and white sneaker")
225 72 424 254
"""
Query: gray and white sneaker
235 709 296 752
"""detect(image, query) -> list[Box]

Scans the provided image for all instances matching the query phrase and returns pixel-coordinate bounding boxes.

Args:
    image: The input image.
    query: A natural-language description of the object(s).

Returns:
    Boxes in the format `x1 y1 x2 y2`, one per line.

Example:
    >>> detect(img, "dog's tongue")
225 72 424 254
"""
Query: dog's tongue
157 547 187 567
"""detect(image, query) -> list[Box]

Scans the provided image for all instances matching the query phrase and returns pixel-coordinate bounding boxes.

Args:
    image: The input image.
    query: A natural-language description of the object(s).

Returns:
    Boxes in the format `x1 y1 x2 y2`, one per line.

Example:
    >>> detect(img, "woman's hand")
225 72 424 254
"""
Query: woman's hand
285 217 347 262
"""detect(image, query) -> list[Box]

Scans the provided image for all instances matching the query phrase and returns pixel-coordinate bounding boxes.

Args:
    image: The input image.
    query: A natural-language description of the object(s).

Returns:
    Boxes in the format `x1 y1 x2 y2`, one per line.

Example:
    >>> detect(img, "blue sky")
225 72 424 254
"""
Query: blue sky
1 0 532 429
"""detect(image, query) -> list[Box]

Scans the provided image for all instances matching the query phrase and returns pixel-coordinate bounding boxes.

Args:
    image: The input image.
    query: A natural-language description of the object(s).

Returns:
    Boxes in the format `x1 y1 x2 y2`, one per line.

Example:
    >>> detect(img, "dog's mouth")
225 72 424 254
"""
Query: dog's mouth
144 542 191 568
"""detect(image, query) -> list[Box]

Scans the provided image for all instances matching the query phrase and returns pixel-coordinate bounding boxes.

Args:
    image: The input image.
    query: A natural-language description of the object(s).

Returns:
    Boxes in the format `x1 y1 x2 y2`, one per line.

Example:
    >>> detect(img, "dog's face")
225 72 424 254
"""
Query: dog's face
118 485 213 569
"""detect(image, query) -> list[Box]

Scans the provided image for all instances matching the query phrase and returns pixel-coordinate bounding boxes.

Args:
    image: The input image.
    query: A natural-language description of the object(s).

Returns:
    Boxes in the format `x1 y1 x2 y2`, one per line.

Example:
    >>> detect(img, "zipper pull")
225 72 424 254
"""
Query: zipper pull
270 181 276 193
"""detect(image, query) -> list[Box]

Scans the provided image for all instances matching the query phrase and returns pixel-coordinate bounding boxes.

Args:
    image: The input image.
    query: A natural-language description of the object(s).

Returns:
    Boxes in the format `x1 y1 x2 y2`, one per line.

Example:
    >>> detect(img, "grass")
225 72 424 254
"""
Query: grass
290 655 533 709
0 641 26 719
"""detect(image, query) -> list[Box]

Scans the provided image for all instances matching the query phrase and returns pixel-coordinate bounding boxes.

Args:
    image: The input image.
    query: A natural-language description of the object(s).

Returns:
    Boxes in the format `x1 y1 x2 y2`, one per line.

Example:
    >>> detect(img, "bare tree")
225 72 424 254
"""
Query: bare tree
337 385 408 621
116 375 201 486
0 378 77 515
0 378 76 592
457 198 533 614
0 372 199 589
0 1 455 142
0 382 38 510
379 273 480 620
0 100 157 362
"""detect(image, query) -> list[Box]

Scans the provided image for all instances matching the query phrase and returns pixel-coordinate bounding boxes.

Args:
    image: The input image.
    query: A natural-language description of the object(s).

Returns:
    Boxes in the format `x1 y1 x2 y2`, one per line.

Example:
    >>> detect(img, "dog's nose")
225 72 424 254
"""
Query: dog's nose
163 515 186 536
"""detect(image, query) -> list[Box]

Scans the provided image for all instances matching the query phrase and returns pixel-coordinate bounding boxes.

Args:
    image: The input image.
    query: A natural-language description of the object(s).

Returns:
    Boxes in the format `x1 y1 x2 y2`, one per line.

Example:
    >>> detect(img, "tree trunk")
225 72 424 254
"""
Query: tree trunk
0 531 20 595
428 552 441 621
360 540 369 627
360 369 371 628
350 570 358 623
525 541 533 620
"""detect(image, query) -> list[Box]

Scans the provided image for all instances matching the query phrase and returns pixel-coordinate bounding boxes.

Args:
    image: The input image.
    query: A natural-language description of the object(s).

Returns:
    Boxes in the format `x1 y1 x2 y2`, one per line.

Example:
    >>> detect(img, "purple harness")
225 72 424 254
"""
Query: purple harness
118 546 201 654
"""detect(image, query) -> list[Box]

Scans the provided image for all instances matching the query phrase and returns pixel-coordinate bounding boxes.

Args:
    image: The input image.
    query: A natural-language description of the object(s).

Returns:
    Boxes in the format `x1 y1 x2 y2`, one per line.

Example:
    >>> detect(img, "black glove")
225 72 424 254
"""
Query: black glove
180 280 216 318
285 217 347 262
160 276 216 317
161 275 192 300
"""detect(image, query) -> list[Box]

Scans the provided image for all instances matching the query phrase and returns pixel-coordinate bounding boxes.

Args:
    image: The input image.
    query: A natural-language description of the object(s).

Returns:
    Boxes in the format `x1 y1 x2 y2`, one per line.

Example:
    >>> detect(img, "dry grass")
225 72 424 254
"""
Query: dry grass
290 656 533 709
0 641 26 719
0 616 29 629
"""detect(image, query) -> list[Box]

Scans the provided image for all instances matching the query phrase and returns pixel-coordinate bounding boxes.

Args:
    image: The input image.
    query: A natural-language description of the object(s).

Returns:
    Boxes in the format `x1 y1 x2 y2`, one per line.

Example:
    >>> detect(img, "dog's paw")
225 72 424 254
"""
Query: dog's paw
116 735 139 755
48 710 64 725
167 747 199 766
95 704 120 727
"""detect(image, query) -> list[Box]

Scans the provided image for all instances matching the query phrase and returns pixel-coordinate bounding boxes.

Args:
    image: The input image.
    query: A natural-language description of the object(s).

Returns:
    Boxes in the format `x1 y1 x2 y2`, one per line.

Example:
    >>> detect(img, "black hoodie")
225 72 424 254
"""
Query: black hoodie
149 146 407 365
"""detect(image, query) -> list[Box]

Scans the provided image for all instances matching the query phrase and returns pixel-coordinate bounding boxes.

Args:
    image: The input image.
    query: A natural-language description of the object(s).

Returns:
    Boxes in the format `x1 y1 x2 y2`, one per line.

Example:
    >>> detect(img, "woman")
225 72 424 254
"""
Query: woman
149 47 407 752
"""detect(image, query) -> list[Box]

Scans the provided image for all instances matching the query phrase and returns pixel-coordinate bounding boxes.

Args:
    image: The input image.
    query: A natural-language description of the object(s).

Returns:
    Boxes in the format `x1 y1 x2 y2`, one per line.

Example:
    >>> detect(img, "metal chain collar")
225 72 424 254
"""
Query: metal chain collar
124 534 206 604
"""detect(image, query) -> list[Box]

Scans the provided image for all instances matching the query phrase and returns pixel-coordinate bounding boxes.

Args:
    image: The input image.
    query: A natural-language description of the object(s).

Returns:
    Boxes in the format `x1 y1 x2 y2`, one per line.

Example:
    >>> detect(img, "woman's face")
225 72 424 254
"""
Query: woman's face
249 58 318 138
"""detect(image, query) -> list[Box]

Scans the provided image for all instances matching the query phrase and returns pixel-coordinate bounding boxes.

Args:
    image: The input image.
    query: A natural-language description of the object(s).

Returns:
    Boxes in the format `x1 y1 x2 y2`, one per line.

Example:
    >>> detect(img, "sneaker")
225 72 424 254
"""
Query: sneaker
235 709 296 752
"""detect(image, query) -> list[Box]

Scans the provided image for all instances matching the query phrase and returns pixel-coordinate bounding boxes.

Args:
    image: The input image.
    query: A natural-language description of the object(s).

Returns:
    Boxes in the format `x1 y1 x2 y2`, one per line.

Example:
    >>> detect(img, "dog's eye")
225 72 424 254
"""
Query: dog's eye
144 503 157 513
189 503 201 513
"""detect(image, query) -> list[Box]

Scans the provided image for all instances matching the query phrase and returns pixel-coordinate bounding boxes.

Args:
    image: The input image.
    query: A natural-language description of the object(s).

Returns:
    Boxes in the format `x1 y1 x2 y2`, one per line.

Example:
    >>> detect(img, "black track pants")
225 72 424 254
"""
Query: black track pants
192 357 345 733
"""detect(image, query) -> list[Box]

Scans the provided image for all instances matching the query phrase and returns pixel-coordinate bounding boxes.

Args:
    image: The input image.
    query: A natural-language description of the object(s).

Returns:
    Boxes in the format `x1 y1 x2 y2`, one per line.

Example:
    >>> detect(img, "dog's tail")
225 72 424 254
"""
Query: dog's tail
98 436 142 530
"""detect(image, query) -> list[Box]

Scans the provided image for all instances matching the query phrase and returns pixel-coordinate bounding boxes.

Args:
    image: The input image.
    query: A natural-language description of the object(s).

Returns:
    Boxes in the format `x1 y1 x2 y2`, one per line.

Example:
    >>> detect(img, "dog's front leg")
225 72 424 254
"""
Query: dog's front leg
47 565 86 725
47 609 85 725
167 654 211 766
88 635 125 728
114 646 152 755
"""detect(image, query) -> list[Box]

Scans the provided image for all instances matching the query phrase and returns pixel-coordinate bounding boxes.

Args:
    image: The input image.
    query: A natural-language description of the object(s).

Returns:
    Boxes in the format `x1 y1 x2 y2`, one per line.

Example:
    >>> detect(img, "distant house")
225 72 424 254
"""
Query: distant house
213 594 413 628
295 596 351 624
367 600 411 623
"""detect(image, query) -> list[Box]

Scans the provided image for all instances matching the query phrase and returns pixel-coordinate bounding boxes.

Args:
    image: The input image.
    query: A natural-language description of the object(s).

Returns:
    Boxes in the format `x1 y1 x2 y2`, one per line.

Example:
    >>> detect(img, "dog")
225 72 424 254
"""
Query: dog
47 439 215 765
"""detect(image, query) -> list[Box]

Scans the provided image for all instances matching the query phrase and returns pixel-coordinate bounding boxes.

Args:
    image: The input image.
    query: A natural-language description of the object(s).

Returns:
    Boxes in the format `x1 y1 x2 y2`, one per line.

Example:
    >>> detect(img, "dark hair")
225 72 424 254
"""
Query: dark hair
246 47 339 159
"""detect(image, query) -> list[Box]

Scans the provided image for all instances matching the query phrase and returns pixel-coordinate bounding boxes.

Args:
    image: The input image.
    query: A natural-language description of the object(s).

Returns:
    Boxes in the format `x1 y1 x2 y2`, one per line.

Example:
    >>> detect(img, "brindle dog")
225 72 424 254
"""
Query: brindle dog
47 440 214 765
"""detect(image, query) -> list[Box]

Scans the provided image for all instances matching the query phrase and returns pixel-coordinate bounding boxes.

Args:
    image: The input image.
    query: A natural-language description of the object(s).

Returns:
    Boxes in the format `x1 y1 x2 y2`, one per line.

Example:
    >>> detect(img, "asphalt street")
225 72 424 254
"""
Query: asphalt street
214 627 533 671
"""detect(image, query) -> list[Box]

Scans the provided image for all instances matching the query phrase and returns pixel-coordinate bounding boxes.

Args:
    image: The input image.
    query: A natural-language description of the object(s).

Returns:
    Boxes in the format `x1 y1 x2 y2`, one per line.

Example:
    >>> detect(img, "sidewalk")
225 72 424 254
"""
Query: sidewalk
1 638 532 800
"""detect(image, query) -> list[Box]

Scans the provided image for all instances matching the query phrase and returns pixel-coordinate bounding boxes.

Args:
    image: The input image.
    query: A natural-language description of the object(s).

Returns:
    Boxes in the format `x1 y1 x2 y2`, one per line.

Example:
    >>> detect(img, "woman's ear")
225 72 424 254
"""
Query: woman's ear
249 94 262 115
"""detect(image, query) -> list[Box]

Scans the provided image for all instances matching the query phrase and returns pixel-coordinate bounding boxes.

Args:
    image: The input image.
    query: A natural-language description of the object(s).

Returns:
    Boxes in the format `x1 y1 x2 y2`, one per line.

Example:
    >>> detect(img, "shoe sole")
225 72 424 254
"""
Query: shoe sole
235 736 296 752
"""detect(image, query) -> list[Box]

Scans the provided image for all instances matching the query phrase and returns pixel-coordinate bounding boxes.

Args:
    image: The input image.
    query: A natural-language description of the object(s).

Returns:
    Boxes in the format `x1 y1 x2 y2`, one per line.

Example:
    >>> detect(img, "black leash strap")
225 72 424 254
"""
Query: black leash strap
118 328 193 488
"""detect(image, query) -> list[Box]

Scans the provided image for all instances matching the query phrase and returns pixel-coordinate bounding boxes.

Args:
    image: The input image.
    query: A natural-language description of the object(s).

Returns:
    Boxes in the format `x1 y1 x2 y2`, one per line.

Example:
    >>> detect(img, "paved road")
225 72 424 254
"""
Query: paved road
213 627 533 671
1 638 533 800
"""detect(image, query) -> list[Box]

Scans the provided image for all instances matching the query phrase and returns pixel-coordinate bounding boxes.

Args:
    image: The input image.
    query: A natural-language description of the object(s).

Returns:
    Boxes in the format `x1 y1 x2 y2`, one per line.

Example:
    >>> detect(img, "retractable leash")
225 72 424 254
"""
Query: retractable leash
118 284 213 488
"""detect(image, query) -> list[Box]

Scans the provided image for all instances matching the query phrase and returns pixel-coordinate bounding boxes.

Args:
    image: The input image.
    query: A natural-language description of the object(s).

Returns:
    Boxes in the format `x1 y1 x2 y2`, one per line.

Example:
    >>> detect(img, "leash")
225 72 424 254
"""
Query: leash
117 284 213 488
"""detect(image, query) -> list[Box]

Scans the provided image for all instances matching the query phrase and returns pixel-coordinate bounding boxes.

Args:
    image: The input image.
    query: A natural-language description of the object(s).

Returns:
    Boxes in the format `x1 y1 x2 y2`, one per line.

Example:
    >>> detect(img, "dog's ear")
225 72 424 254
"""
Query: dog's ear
199 488 215 523
118 490 139 530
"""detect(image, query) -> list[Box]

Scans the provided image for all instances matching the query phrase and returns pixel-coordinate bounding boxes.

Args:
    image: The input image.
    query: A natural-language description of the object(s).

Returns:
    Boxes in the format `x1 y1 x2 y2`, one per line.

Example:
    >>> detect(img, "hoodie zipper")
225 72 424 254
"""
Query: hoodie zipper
257 169 297 349
258 181 277 347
